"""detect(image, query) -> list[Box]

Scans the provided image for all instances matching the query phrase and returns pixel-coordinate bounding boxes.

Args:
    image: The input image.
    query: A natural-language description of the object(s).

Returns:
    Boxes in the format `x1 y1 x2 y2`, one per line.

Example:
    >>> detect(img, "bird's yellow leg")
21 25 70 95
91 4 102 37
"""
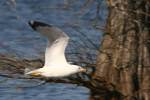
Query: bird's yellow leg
30 71 42 77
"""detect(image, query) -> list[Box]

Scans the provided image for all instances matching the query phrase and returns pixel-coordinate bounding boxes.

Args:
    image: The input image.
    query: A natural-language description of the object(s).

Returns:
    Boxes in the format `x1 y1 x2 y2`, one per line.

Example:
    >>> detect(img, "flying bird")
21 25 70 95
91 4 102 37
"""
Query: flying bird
25 20 86 77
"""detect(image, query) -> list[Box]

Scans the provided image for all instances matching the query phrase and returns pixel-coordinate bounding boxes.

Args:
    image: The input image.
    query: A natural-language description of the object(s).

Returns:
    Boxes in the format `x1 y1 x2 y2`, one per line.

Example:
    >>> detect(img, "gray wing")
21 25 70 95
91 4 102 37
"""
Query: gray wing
28 20 69 66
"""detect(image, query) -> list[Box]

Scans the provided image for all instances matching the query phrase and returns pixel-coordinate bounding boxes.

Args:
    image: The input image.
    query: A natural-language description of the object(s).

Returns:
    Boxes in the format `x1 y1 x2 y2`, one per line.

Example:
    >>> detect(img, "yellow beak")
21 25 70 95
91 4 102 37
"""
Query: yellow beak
79 67 87 72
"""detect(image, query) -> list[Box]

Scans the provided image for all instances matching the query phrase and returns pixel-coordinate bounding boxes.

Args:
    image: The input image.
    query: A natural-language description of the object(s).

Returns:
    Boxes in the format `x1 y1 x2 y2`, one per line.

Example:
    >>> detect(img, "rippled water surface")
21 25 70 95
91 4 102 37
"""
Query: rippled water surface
0 77 89 100
0 0 107 99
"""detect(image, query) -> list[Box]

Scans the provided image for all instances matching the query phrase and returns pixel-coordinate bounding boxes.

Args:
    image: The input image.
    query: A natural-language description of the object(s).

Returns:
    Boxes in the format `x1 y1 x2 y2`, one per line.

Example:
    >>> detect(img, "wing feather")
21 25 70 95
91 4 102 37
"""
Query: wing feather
28 20 69 66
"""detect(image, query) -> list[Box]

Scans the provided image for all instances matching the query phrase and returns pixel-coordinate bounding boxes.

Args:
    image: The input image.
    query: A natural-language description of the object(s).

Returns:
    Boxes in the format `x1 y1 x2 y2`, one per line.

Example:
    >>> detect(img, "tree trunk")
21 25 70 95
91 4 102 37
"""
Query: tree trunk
92 0 150 100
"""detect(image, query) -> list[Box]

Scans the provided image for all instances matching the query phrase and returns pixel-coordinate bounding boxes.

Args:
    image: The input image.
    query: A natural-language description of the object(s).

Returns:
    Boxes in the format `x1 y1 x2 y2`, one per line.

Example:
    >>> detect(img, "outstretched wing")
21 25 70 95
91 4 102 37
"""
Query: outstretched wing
28 20 69 66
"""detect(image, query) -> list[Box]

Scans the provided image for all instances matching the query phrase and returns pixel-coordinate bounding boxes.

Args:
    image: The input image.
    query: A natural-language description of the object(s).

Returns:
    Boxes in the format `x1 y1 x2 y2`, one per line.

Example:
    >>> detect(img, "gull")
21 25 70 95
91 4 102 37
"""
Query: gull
25 20 86 77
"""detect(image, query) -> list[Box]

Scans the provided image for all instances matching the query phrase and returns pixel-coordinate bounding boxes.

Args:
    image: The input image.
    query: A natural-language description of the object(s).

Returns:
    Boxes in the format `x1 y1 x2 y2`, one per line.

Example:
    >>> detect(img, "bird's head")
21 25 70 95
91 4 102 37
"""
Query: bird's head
71 65 87 73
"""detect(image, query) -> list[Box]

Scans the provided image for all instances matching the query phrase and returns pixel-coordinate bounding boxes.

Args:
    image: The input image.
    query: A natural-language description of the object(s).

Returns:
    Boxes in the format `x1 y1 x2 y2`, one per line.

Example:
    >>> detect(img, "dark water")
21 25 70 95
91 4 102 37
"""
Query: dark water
0 0 107 99
0 77 89 100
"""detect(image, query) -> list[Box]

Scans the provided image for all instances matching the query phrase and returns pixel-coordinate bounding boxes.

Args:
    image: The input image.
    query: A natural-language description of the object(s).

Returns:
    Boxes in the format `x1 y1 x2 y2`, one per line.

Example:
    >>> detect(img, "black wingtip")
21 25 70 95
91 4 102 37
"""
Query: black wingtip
28 20 52 30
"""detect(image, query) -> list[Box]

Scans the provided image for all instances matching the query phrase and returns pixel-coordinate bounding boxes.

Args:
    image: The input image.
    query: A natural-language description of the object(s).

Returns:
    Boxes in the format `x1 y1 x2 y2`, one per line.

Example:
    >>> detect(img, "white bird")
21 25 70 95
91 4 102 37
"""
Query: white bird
25 20 86 78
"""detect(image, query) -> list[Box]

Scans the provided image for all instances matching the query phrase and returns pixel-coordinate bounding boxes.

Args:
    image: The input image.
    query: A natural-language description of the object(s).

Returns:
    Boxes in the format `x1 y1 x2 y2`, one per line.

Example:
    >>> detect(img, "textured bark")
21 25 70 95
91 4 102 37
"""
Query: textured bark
92 0 150 100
